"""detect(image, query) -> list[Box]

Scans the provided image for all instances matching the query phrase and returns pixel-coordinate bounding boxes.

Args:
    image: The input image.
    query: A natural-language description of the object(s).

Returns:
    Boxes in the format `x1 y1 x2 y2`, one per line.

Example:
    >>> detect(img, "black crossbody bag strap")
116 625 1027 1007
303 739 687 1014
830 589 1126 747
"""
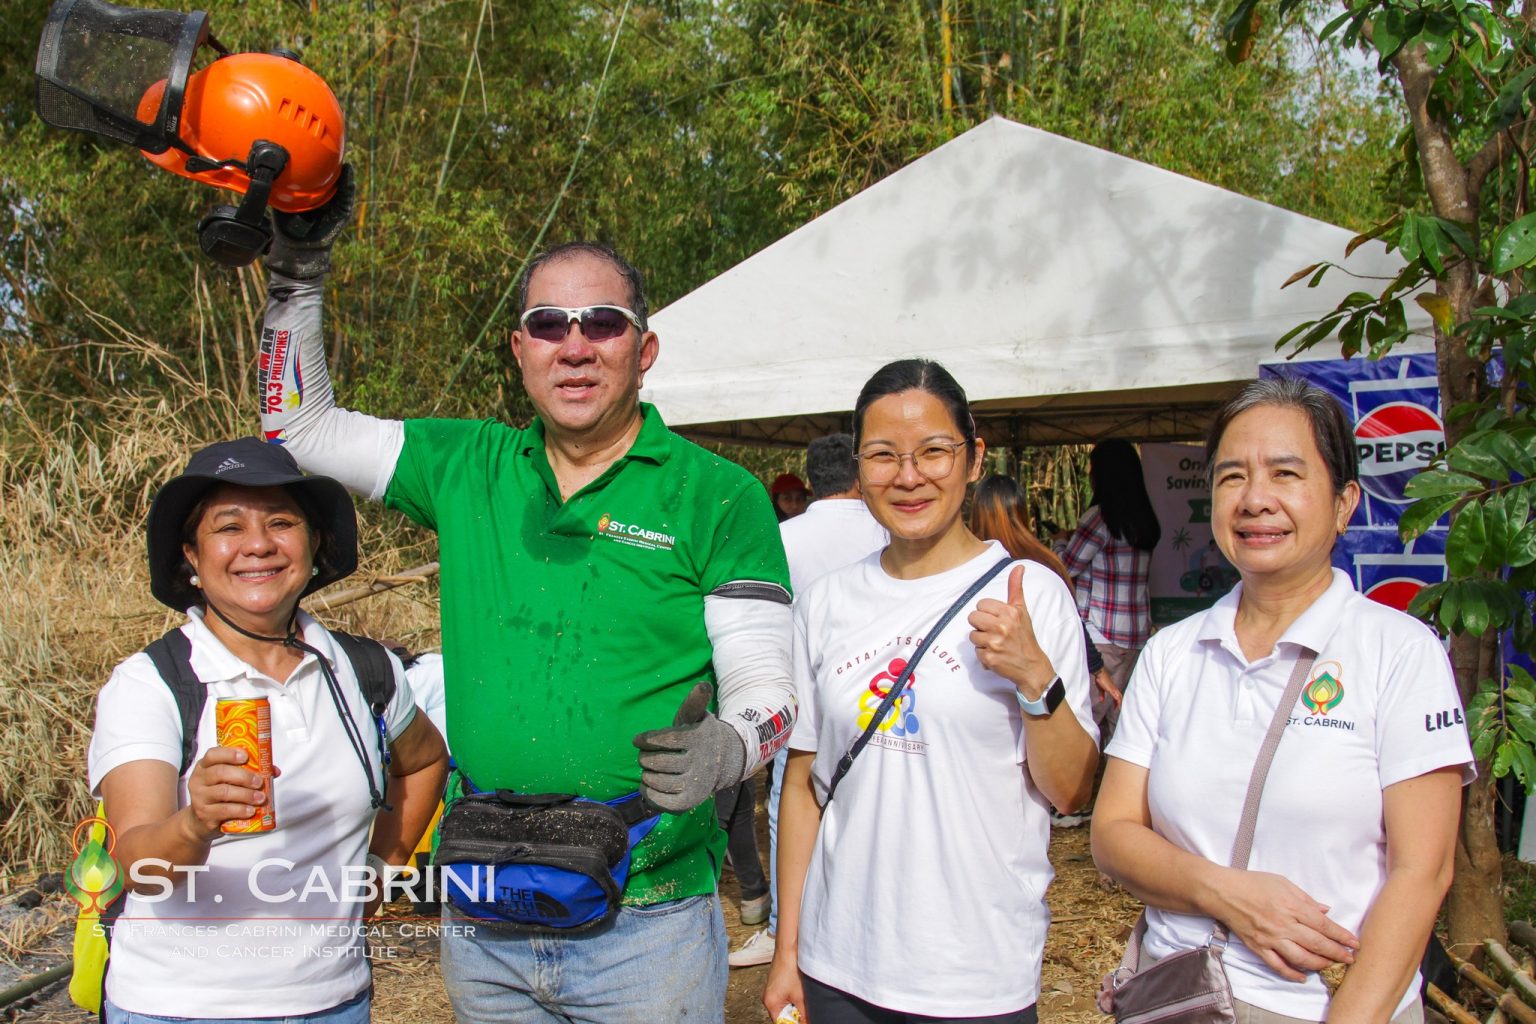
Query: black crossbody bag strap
825 556 1013 804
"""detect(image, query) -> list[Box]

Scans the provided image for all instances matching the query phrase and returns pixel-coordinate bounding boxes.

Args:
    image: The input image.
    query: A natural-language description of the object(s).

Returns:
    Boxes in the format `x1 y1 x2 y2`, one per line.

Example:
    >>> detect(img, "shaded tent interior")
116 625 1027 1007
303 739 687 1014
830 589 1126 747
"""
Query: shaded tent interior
642 117 1431 452
671 381 1237 450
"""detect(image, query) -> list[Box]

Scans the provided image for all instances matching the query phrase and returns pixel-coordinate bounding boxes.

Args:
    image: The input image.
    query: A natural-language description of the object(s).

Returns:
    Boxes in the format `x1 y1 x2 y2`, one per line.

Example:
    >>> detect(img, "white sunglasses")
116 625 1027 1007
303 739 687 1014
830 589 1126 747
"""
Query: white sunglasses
518 304 643 342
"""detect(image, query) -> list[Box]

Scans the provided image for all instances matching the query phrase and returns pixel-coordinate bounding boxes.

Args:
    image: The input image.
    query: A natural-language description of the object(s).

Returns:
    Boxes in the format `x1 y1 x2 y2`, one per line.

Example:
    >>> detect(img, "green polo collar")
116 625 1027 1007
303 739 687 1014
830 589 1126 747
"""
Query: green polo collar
523 403 674 500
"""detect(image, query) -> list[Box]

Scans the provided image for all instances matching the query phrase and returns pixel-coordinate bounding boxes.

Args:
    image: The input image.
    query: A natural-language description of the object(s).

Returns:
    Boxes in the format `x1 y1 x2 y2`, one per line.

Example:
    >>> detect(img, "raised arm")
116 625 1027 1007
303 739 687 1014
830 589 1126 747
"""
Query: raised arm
968 563 1100 811
259 168 403 499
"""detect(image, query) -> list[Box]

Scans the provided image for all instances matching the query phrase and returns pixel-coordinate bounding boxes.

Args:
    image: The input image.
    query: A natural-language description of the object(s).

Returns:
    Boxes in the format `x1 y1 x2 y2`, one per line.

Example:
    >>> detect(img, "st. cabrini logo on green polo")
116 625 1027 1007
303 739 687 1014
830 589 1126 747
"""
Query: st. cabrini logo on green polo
595 512 676 552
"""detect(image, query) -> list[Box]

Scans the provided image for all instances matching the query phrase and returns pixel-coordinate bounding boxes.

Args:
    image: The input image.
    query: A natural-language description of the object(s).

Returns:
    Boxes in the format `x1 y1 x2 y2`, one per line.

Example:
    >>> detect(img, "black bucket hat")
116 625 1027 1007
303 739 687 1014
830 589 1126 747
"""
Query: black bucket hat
147 437 358 611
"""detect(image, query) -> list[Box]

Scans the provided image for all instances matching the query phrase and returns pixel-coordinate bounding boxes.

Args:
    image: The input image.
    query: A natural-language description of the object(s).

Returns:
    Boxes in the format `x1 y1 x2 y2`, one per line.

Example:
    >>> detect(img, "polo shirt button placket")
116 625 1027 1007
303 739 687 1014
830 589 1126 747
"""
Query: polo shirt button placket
1235 672 1257 723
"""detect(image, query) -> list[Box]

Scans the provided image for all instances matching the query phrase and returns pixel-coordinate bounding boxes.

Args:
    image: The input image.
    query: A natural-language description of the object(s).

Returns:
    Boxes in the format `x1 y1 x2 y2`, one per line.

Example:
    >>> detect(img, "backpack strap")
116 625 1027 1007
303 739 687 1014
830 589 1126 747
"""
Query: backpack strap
329 631 397 714
142 629 206 778
85 630 204 1017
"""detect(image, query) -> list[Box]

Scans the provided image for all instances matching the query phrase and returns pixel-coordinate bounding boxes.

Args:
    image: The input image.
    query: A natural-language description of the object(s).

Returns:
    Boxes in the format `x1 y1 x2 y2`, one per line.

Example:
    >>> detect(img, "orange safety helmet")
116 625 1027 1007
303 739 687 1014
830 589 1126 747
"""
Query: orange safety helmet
137 52 344 213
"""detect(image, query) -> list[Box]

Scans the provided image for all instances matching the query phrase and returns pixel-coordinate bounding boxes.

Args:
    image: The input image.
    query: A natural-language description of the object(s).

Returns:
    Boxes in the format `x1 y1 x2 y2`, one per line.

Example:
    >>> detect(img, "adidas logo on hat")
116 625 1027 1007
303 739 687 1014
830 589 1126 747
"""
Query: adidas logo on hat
215 458 246 474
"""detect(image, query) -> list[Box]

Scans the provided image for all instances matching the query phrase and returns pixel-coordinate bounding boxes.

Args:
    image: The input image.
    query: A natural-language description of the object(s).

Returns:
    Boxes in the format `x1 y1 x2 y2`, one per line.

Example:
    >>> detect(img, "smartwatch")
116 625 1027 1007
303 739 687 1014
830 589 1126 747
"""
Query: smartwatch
1015 677 1066 717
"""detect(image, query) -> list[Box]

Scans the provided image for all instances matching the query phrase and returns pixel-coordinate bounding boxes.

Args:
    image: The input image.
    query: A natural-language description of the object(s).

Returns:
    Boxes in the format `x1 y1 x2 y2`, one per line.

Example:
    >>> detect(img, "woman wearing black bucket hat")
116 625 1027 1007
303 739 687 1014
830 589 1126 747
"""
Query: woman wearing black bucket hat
85 437 447 1024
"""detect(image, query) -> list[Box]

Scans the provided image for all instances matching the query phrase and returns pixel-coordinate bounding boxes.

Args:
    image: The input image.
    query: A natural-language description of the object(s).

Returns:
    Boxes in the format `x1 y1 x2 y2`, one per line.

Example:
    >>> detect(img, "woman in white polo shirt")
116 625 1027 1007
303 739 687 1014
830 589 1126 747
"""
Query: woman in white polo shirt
764 359 1100 1023
88 438 447 1023
1092 378 1473 1023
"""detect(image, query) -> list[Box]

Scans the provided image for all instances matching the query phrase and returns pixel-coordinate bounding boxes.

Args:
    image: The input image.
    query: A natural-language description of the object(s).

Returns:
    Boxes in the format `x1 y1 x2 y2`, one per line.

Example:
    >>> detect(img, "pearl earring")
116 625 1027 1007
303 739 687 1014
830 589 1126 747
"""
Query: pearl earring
189 574 201 588
311 566 320 577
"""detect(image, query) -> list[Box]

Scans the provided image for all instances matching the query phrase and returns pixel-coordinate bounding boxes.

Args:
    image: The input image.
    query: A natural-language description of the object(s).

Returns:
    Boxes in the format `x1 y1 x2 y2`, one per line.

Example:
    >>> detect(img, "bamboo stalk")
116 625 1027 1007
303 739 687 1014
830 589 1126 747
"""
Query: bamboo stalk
1454 955 1536 1024
403 0 490 323
1500 995 1536 1024
1485 942 1536 1008
307 562 439 612
1453 953 1504 997
1510 922 1536 958
430 1 635 414
1429 982 1484 1024
0 963 71 1010
940 0 954 129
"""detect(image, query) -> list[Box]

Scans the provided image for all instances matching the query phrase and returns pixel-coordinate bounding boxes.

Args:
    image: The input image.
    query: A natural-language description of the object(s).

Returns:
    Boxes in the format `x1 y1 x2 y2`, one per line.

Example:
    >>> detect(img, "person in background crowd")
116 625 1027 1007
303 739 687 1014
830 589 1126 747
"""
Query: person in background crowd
1060 439 1161 726
398 649 447 751
1092 378 1472 1023
716 772 771 931
88 438 447 1023
730 433 888 969
771 472 812 521
766 360 1098 1023
254 172 795 1022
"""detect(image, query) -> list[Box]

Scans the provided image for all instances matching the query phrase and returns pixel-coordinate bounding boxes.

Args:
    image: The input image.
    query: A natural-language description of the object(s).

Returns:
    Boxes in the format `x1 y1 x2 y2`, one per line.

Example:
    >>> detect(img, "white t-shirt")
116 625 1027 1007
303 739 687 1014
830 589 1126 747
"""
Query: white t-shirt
405 652 447 747
88 609 419 1018
1106 569 1474 1020
790 540 1097 1016
779 497 889 596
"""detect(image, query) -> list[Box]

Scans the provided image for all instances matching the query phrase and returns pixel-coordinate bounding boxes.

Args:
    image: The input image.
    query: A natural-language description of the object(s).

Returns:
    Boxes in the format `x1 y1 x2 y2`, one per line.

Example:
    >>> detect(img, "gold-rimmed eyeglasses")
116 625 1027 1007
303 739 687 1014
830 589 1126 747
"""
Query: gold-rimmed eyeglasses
854 441 967 484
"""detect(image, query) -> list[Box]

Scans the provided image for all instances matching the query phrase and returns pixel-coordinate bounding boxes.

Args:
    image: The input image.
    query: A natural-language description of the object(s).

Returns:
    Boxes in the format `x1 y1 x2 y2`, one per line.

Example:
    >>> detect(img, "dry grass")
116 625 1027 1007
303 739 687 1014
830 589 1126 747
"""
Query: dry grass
1039 827 1143 1021
0 332 441 878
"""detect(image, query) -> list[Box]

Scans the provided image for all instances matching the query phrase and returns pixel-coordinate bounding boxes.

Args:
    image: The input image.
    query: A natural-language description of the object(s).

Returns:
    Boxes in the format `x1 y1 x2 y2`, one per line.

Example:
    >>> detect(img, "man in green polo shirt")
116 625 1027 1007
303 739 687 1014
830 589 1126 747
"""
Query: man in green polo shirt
255 191 795 1021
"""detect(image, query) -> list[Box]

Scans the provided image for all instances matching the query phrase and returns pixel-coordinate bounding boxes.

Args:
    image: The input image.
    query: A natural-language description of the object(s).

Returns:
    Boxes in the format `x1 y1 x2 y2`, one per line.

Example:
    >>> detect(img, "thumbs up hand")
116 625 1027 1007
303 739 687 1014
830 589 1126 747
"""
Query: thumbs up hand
966 564 1058 700
633 681 748 814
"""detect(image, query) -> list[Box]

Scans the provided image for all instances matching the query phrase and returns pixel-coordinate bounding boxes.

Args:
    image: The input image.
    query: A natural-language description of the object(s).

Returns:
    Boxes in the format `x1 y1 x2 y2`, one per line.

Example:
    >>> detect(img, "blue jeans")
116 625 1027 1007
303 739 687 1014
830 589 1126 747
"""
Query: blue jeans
768 745 788 933
104 987 369 1024
440 894 728 1023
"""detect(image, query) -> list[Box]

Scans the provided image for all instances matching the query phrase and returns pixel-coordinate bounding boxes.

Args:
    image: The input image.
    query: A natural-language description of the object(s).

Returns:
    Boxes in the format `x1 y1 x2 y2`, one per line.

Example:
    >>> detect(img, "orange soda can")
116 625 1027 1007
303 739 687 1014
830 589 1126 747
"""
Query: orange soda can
215 698 275 833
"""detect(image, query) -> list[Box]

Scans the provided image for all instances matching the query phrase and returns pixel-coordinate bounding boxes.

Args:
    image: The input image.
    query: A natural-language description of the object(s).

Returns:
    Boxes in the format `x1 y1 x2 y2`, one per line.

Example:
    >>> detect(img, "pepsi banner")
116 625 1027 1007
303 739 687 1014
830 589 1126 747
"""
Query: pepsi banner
1259 353 1448 612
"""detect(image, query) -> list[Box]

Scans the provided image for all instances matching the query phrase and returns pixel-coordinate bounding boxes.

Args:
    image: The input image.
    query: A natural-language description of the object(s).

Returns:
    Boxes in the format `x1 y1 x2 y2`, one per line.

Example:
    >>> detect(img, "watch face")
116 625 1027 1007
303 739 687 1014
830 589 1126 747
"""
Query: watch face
1044 678 1066 713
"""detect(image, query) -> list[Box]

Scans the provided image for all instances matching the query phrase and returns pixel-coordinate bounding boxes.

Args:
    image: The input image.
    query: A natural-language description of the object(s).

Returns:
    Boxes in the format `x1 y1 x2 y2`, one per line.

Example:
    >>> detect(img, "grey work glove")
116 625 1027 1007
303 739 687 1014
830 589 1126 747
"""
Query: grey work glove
633 681 747 815
266 163 355 279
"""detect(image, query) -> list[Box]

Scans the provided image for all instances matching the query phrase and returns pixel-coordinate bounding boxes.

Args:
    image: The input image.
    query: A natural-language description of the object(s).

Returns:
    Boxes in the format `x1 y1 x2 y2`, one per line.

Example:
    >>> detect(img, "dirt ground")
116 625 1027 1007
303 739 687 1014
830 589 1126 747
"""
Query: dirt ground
0 812 1138 1023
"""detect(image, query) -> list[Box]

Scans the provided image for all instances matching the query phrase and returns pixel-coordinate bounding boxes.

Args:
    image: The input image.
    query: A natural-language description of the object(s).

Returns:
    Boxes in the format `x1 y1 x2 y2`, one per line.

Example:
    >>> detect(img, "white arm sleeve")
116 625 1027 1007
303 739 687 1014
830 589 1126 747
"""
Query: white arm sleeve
260 272 405 500
704 594 795 780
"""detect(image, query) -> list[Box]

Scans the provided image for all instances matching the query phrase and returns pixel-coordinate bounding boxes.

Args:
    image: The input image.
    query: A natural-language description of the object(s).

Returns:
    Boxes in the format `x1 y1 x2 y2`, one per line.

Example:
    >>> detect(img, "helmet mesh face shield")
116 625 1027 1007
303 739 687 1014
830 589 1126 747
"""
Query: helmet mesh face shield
33 0 345 266
35 0 213 153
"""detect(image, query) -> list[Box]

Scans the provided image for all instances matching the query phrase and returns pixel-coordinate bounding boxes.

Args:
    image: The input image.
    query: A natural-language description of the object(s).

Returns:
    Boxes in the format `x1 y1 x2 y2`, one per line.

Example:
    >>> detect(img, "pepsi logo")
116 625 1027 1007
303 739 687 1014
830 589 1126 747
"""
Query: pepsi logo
1354 401 1444 505
1364 576 1424 612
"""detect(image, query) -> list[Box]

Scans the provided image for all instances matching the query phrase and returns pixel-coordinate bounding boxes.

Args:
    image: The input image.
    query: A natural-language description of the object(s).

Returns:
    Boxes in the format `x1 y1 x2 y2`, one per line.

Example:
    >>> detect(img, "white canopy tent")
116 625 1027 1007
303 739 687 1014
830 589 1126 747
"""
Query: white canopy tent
641 116 1430 448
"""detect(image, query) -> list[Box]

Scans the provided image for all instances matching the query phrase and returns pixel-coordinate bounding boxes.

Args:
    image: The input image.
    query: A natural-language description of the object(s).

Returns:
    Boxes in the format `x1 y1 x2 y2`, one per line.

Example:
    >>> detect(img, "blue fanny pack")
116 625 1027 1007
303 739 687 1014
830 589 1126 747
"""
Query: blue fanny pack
434 780 660 931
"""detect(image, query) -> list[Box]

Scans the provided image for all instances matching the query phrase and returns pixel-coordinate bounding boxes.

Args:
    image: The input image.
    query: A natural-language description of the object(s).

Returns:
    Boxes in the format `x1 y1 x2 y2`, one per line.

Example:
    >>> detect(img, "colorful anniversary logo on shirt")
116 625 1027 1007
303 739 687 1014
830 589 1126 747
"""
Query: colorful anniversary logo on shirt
595 512 676 552
855 658 927 754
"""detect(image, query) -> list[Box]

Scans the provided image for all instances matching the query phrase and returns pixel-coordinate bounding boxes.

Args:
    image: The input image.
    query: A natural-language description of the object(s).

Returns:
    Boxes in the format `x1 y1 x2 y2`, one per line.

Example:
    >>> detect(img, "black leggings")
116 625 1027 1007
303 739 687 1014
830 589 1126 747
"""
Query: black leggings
801 973 1038 1024
715 777 768 901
